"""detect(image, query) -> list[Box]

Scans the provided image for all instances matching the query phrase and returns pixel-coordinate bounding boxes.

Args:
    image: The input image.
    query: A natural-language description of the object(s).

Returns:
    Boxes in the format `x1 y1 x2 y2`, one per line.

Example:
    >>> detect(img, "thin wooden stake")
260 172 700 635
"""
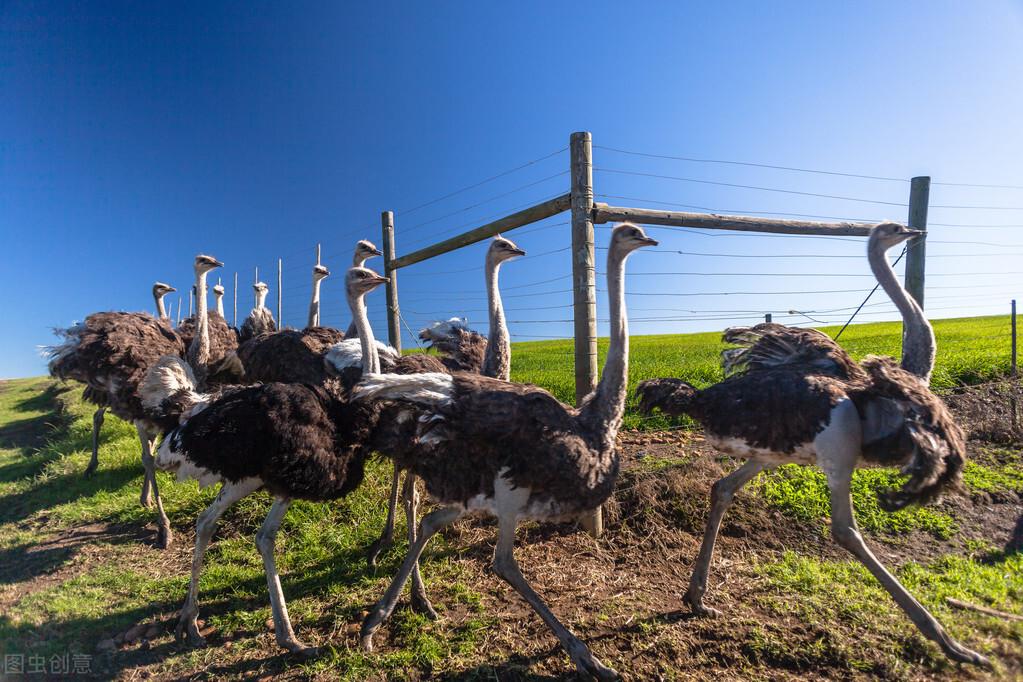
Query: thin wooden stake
317 243 321 266
277 258 283 327
765 313 772 323
946 597 1023 622
233 272 238 326
905 177 929 308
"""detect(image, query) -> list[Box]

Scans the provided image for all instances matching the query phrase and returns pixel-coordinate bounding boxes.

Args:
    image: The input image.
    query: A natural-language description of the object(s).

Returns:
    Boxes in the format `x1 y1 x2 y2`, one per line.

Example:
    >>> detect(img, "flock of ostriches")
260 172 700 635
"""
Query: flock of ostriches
46 222 989 678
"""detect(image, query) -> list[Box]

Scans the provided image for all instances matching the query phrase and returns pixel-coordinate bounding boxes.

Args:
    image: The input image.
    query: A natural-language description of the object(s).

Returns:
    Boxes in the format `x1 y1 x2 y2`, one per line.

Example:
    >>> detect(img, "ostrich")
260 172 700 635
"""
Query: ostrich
352 223 656 680
239 281 277 342
213 281 226 318
307 263 330 328
344 240 383 338
350 236 525 569
78 282 177 477
635 222 987 667
141 266 391 657
48 259 223 547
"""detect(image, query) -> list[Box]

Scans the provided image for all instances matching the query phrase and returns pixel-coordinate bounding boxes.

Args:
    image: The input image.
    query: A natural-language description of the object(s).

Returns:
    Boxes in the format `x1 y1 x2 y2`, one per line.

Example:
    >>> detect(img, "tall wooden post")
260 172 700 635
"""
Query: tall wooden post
382 211 401 351
905 177 929 308
1012 299 1018 377
765 313 772 323
316 243 321 266
254 267 259 308
571 131 601 538
233 272 238 326
277 258 283 327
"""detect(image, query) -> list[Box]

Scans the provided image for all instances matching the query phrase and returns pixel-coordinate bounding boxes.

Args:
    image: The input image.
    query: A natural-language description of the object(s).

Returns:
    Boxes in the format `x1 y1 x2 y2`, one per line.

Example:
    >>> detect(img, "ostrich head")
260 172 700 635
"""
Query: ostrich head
870 221 923 251
345 266 389 299
312 264 330 282
194 254 224 275
253 281 270 296
488 235 526 264
152 282 176 298
212 284 225 297
354 240 384 266
610 222 658 254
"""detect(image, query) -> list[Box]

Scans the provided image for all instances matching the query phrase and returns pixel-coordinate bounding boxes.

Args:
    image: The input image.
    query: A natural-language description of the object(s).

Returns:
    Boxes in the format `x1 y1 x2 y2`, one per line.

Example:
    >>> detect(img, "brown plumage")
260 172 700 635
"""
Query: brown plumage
234 326 346 385
420 325 488 373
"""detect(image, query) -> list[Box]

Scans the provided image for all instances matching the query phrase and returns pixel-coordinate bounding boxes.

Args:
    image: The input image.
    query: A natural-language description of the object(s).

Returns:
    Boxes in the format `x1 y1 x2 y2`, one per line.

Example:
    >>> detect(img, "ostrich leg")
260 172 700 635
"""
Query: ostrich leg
136 423 173 548
403 474 437 619
256 497 320 659
684 459 769 616
138 423 154 508
367 463 401 568
825 465 989 666
361 505 462 651
490 484 618 681
176 478 263 646
85 407 105 477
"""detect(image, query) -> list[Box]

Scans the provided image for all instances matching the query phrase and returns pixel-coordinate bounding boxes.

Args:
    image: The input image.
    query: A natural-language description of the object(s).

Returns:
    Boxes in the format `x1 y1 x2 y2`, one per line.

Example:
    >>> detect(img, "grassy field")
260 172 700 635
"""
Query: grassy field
0 315 1021 680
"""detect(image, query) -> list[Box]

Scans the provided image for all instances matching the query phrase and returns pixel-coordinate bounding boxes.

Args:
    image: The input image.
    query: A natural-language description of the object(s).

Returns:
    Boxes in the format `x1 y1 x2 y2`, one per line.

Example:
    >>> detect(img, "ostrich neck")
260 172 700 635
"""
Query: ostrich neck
187 270 211 379
256 290 268 309
482 258 510 380
215 294 224 317
579 246 630 441
868 241 935 382
344 255 370 337
155 293 168 320
348 290 379 374
308 277 322 328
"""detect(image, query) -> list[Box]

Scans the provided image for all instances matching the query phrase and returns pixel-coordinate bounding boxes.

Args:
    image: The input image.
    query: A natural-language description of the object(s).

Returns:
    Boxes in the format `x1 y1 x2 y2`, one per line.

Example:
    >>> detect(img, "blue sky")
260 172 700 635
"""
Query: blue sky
3 1 1023 378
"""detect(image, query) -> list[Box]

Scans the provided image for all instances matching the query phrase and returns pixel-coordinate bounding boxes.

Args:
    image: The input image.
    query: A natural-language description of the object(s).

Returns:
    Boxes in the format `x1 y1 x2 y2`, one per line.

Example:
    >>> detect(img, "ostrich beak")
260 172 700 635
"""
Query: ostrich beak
371 275 390 285
511 247 526 257
167 286 177 293
213 259 225 268
371 247 384 257
640 236 659 247
905 229 924 238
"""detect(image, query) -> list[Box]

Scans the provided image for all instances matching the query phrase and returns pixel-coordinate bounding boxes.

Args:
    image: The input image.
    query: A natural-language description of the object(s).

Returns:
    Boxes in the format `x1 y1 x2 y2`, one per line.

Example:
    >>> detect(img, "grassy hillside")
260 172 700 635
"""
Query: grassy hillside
1 316 1020 680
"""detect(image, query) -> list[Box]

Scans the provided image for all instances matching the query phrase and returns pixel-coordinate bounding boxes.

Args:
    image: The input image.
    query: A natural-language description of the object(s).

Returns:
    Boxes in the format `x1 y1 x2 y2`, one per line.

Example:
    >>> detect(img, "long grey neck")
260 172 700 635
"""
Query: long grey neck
482 257 510 380
215 293 224 317
869 240 935 383
155 293 168 320
187 270 212 382
345 255 370 337
579 245 630 439
256 289 268 310
308 277 322 328
349 290 379 373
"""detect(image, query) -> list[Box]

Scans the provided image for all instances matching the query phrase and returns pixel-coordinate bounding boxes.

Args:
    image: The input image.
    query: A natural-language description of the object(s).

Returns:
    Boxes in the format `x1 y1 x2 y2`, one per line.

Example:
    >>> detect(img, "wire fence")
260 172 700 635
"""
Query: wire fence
215 132 1020 383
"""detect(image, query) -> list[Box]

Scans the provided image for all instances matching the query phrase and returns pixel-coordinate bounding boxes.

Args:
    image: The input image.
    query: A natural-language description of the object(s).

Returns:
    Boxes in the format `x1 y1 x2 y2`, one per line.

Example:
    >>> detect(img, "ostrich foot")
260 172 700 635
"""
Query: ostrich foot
684 591 722 618
156 524 173 550
409 587 438 621
175 613 206 648
281 639 321 660
84 460 98 478
940 637 991 667
360 617 381 652
567 641 619 681
365 535 391 570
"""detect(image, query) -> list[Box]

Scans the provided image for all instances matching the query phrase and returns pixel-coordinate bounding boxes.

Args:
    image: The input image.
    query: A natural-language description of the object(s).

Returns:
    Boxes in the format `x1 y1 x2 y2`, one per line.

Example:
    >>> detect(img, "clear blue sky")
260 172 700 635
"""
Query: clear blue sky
3 1 1023 378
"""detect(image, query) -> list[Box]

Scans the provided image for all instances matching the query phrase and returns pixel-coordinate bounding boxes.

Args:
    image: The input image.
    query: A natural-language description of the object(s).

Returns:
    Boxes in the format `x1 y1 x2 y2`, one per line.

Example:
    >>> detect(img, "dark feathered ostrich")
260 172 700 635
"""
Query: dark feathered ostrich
343 240 384 338
48 260 222 548
77 282 177 478
636 221 987 667
141 266 390 657
239 281 277 342
360 236 526 573
352 223 656 680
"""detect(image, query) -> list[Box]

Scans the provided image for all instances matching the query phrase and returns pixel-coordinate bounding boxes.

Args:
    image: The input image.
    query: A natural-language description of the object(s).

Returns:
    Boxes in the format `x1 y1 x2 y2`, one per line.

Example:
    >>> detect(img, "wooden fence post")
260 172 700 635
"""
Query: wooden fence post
382 211 401 351
1012 299 1018 377
765 313 772 323
233 272 238 327
277 258 283 328
571 131 601 538
905 176 929 308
